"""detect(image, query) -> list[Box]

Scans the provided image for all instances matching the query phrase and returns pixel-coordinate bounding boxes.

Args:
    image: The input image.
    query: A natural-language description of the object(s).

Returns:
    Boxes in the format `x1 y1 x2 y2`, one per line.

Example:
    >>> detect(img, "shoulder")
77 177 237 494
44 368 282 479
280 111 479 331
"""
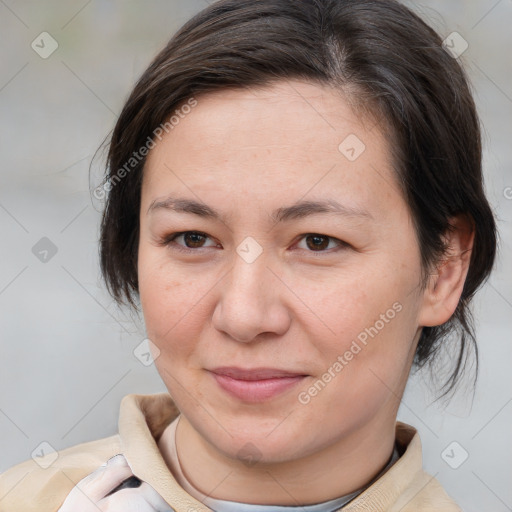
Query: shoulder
388 468 462 511
390 422 462 511
343 422 461 511
0 434 122 512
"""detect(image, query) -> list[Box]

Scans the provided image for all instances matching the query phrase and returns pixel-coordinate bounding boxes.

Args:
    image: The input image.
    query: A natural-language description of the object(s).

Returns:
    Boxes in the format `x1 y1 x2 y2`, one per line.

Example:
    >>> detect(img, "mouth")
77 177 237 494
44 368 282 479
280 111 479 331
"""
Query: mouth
208 367 308 402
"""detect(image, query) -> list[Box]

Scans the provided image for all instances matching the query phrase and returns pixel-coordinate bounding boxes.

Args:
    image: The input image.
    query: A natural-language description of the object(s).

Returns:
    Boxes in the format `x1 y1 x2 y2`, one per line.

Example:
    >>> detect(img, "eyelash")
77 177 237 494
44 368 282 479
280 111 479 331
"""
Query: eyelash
159 231 349 256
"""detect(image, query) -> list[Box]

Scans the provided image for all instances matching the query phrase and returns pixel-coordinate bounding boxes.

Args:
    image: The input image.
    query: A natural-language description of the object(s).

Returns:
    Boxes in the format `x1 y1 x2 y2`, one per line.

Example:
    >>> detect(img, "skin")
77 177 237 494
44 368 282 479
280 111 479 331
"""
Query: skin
137 80 473 505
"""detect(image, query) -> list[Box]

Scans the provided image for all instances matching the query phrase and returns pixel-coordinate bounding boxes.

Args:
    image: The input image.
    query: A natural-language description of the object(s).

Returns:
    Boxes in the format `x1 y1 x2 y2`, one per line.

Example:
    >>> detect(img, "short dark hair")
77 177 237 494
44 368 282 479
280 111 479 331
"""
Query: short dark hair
95 0 497 397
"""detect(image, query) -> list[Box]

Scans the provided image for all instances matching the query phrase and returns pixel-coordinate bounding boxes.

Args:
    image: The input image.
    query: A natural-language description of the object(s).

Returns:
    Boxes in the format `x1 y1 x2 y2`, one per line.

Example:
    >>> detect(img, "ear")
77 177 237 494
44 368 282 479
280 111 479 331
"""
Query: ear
418 214 475 327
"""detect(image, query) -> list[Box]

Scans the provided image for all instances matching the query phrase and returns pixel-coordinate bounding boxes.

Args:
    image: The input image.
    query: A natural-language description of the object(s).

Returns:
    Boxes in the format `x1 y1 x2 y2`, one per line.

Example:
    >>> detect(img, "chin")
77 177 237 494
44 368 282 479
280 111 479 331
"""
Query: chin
201 410 319 465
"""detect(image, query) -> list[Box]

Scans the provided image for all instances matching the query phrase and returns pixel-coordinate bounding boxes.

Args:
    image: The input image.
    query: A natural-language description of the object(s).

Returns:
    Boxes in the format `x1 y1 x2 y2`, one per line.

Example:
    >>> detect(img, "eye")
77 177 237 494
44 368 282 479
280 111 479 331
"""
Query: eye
295 233 348 253
159 231 349 255
161 231 219 253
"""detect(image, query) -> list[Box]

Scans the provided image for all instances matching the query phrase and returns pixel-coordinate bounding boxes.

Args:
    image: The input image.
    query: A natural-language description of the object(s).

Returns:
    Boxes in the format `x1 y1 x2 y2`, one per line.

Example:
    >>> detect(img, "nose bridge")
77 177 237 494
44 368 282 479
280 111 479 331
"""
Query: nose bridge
213 240 289 342
227 243 272 309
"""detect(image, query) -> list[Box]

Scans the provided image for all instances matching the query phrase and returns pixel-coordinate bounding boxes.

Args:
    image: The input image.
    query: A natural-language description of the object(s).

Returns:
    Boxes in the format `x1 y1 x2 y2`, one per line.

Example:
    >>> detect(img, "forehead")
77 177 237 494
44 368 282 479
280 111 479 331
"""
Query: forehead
141 80 402 220
154 81 376 154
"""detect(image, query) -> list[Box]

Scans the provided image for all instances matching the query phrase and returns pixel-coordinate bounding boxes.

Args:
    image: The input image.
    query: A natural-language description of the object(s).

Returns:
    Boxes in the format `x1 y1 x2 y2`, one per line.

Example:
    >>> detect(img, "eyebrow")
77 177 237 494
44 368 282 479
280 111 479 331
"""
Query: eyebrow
146 196 373 223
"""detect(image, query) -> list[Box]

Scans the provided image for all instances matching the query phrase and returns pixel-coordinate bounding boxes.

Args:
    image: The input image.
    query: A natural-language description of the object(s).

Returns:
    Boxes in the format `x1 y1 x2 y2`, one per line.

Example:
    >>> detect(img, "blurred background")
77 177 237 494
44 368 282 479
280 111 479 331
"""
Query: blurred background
0 0 510 510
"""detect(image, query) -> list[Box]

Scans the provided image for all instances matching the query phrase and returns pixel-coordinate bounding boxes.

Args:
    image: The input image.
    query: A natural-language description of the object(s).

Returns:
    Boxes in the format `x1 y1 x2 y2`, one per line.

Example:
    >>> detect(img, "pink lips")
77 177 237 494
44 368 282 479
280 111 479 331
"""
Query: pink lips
209 367 307 402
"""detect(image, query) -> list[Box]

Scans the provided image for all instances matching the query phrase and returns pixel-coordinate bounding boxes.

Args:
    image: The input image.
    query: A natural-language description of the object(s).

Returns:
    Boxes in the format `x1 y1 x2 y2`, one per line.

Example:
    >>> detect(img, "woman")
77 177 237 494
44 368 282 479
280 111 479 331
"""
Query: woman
0 0 497 510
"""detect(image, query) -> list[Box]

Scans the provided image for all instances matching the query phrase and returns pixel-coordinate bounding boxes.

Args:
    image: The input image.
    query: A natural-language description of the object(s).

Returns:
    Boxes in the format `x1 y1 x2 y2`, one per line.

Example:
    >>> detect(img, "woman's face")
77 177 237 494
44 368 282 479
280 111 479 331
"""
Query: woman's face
138 80 427 464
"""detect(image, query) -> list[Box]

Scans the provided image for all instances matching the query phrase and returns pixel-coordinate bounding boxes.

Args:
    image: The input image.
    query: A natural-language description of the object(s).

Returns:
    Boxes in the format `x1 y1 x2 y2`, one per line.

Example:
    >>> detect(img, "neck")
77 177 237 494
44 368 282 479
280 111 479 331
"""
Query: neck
160 411 397 506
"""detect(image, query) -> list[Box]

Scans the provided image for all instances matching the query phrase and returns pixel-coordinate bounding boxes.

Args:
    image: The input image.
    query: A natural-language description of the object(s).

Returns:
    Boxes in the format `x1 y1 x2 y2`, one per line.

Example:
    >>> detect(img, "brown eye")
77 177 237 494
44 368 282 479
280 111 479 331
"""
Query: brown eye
182 232 207 248
161 231 218 253
305 234 330 251
295 233 348 254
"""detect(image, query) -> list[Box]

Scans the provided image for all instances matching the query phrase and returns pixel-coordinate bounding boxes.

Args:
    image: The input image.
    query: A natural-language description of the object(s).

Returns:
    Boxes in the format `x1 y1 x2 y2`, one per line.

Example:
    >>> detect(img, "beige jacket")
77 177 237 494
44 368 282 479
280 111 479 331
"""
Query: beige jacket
0 392 461 511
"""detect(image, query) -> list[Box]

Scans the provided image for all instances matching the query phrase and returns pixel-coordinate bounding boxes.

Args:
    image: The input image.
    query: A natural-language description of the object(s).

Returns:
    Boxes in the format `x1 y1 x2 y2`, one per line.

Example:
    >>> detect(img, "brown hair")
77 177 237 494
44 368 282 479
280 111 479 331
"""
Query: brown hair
95 0 497 397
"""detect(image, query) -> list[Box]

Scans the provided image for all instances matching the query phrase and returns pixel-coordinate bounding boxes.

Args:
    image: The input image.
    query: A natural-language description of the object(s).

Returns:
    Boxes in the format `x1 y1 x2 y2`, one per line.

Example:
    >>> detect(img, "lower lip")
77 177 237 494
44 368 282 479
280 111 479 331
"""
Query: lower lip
211 373 306 402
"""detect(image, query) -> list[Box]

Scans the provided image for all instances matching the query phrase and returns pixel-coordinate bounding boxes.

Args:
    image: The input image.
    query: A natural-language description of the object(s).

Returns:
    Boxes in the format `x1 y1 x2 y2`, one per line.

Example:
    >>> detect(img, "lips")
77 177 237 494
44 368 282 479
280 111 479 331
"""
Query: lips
211 366 305 380
209 367 307 402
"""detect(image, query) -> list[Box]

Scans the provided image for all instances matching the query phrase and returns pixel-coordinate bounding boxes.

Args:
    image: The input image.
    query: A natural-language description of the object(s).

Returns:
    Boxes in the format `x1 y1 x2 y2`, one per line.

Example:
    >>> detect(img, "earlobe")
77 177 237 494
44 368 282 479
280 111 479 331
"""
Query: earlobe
418 215 475 327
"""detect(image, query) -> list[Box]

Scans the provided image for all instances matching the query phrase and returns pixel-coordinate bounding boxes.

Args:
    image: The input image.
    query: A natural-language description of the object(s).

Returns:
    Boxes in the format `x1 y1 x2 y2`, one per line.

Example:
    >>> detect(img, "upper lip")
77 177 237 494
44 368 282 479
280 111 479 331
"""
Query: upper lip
210 367 307 381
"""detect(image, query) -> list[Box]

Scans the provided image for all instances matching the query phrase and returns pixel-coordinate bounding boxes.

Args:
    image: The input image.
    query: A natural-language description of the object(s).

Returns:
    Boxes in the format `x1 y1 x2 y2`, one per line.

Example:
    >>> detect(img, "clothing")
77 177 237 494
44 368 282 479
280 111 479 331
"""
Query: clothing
162 415 400 512
0 392 462 511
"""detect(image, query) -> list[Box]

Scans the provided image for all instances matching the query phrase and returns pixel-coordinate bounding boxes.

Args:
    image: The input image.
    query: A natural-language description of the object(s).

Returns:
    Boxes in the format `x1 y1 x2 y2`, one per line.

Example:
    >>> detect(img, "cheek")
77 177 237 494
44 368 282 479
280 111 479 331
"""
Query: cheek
306 277 419 411
300 260 416 353
297 260 421 401
138 252 208 357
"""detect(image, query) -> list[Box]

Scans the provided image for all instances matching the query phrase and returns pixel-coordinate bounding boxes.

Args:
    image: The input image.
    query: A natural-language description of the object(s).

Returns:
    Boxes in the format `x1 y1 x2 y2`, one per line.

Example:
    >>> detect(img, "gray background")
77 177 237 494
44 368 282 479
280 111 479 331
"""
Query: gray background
0 1 510 510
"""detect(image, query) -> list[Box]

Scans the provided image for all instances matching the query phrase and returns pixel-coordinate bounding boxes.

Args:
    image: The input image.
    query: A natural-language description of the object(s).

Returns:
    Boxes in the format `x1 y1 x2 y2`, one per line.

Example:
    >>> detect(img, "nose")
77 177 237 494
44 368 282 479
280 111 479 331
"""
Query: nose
211 249 291 343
